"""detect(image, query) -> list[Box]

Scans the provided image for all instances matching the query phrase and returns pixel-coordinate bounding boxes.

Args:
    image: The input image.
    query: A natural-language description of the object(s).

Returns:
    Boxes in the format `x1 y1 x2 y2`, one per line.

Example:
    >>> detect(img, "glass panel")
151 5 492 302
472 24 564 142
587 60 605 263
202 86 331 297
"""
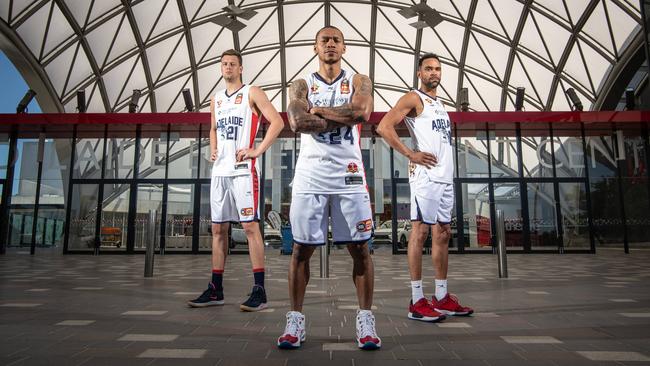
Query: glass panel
105 125 136 179
199 127 213 179
73 125 104 180
558 182 590 249
12 139 39 205
168 126 200 179
199 183 212 250
165 184 194 251
461 183 491 250
0 133 9 179
585 128 623 247
493 182 523 250
457 131 490 178
0 183 2 204
528 182 560 249
552 126 586 178
68 184 98 251
138 125 167 179
38 208 65 248
35 216 45 246
393 181 412 251
8 211 32 247
489 125 520 178
392 137 413 179
521 127 554 178
264 138 297 220
618 126 650 248
135 184 163 250
100 183 130 251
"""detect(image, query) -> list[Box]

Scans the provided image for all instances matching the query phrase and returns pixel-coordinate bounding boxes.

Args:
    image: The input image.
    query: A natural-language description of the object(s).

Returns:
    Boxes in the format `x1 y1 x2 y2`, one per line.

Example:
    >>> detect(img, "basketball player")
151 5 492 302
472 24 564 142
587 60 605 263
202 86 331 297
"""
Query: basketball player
377 53 473 321
188 49 284 312
276 26 380 350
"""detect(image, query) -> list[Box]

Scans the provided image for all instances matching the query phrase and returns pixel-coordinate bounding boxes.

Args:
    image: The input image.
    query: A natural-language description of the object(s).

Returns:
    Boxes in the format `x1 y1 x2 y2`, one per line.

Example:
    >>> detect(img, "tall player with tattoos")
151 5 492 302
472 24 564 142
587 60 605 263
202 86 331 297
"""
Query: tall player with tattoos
276 26 380 350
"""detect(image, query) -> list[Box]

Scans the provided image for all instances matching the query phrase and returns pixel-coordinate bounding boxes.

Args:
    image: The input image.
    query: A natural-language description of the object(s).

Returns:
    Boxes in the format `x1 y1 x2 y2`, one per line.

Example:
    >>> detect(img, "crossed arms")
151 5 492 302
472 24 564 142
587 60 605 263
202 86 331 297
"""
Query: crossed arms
287 74 373 133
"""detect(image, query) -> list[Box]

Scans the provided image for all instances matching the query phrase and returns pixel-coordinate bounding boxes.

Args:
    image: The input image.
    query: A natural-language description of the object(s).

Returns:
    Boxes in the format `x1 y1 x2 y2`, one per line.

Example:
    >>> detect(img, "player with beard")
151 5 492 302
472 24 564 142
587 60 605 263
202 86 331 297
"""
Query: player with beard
377 53 473 322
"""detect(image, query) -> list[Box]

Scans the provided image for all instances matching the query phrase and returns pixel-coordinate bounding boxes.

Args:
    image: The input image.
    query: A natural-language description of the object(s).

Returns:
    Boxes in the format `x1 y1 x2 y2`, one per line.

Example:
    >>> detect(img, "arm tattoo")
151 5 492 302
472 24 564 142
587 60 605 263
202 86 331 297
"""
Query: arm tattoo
287 79 330 133
311 74 373 125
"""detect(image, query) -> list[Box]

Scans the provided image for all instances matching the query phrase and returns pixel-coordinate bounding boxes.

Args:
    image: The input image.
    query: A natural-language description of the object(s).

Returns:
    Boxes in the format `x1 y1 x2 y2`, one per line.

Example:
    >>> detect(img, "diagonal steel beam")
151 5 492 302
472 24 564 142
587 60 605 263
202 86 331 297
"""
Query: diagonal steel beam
121 0 156 112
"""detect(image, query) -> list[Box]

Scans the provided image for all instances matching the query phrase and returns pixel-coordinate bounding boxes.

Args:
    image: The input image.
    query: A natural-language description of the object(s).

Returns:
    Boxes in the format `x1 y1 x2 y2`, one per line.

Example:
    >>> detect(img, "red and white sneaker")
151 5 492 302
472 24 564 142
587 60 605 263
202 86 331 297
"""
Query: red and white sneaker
356 309 381 350
408 298 446 322
432 294 474 316
277 311 306 349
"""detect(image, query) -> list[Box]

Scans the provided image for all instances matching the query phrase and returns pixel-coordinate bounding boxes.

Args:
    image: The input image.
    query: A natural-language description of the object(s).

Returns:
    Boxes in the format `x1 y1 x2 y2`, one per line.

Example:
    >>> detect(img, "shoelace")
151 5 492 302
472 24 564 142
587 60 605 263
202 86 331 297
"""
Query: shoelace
284 313 302 335
357 313 376 338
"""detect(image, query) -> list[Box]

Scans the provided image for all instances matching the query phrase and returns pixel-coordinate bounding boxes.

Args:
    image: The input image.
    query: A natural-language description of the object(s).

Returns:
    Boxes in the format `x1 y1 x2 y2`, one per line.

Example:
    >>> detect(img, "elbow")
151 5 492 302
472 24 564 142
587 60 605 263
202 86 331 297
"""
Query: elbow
376 123 386 137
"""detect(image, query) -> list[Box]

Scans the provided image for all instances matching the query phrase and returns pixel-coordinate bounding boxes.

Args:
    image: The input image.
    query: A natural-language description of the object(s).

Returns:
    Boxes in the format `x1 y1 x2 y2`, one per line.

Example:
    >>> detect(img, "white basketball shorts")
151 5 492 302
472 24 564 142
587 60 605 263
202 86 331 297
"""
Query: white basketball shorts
290 192 373 245
410 174 454 225
210 173 260 223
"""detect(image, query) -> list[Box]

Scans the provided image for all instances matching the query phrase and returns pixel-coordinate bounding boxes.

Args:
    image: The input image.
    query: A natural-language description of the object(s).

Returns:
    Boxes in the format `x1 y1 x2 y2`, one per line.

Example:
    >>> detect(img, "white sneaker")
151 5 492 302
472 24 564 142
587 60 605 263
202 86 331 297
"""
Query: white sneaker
277 311 306 349
356 309 381 350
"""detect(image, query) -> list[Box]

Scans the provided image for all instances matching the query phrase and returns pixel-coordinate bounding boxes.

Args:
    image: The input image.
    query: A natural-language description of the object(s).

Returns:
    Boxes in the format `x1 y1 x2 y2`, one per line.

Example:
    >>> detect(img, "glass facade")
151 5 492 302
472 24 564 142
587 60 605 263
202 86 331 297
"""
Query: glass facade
0 113 647 255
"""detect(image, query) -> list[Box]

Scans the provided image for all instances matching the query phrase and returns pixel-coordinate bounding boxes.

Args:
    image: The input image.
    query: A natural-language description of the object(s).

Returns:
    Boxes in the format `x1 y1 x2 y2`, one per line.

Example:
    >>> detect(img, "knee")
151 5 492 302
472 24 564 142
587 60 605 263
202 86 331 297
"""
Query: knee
212 225 228 238
292 245 313 262
348 243 370 261
436 226 451 244
241 222 259 237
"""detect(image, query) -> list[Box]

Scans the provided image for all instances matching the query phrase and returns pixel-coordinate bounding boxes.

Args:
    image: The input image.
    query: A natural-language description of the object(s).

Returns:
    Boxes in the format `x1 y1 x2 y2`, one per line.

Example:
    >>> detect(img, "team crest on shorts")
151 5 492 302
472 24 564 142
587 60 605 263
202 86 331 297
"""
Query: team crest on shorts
235 93 243 104
340 78 350 94
241 207 254 216
347 162 359 173
356 219 372 232
408 161 416 177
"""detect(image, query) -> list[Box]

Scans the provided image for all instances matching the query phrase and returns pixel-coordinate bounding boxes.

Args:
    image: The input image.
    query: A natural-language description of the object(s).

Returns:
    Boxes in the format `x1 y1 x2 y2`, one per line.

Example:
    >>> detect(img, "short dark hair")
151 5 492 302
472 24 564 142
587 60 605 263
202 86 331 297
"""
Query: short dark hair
221 49 242 65
315 26 345 43
418 53 440 68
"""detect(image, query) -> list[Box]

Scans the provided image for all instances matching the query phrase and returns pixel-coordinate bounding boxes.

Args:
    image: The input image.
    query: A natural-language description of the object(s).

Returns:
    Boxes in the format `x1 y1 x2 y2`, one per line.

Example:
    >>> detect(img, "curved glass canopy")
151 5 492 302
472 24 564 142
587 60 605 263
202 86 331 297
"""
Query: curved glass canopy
0 0 643 113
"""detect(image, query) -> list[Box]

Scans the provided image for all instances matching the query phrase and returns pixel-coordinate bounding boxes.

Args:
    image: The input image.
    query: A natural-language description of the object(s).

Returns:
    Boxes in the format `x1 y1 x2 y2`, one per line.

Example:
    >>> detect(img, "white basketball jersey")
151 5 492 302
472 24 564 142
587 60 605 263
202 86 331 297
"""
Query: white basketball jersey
292 70 367 194
212 84 260 177
404 90 454 184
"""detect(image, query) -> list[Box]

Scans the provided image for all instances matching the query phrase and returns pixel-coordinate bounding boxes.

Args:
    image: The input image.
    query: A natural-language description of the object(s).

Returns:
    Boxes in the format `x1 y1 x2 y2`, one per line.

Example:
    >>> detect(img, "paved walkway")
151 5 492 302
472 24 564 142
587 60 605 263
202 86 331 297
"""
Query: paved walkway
1 248 649 365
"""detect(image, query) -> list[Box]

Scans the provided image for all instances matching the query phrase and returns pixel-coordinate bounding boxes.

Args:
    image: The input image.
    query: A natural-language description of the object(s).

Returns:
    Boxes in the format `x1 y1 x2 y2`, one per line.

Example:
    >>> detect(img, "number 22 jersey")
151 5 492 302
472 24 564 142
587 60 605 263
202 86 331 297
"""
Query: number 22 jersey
212 84 260 177
292 70 367 194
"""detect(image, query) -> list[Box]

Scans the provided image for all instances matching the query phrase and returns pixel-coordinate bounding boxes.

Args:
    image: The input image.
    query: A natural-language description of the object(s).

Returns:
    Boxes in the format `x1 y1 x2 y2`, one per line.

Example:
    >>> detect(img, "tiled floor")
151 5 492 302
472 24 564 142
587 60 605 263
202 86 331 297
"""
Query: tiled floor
1 247 650 365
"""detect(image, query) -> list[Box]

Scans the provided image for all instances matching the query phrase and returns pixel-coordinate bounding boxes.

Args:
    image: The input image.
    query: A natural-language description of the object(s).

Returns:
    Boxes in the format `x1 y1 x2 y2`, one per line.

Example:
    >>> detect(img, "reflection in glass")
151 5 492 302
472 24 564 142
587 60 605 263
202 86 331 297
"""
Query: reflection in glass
553 133 585 178
493 183 523 249
165 184 194 251
490 130 520 178
461 183 491 249
521 129 553 177
101 183 129 251
199 184 212 250
558 182 590 249
135 184 163 250
68 184 98 251
168 132 200 179
620 128 650 248
138 135 167 179
458 136 490 178
528 182 559 248
586 131 623 246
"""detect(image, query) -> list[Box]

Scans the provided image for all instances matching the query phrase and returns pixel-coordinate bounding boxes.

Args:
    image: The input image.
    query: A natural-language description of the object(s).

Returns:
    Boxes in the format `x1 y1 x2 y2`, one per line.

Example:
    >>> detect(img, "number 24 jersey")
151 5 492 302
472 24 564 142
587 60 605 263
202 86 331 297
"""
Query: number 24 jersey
293 70 367 194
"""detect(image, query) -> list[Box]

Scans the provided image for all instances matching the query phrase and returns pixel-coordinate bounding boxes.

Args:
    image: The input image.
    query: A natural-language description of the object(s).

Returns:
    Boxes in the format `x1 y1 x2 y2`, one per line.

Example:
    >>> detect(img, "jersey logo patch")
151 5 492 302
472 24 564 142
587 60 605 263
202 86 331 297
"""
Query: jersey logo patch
340 78 350 94
241 207 254 216
425 98 433 104
345 176 363 185
356 219 372 232
310 83 319 93
347 162 359 173
235 93 243 104
216 100 222 108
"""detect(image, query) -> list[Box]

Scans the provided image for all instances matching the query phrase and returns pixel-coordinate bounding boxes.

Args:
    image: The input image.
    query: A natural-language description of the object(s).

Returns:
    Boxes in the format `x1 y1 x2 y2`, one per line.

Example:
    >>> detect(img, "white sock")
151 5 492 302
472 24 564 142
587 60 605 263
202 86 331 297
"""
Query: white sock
411 280 424 303
434 279 448 301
